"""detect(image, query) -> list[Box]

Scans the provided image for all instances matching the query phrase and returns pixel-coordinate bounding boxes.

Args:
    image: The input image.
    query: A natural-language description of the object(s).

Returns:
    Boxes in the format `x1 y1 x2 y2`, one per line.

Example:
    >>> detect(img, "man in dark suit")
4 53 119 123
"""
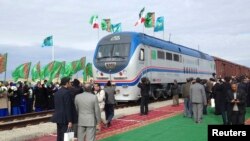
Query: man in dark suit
220 76 232 125
75 83 101 141
69 79 83 138
228 83 246 125
51 77 73 141
137 77 150 115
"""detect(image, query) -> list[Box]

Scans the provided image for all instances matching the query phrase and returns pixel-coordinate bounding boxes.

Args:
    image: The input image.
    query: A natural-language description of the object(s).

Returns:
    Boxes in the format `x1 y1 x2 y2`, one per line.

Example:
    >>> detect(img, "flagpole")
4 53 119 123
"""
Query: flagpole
97 28 100 40
163 30 165 40
52 45 55 61
142 25 144 33
4 68 7 82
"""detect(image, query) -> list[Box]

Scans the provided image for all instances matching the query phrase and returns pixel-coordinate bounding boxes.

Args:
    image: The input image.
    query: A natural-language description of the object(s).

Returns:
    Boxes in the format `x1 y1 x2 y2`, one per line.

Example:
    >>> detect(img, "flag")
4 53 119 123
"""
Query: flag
80 57 86 69
89 15 99 29
135 17 145 26
12 62 31 81
41 61 61 80
42 36 53 47
154 16 164 32
31 61 41 81
135 7 145 26
62 57 86 77
83 63 93 81
41 61 55 79
139 7 145 18
144 12 155 28
101 19 111 32
0 53 7 74
111 23 122 33
49 61 63 82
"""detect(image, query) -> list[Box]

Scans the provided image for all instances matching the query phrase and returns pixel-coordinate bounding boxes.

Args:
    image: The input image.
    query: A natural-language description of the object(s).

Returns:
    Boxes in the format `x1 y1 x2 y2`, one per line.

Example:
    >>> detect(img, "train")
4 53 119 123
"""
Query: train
214 56 250 78
93 32 250 102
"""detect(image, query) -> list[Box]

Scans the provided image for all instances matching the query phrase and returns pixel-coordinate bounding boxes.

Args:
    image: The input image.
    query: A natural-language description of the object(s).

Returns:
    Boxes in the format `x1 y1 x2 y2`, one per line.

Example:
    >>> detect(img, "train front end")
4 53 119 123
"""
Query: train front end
93 32 141 102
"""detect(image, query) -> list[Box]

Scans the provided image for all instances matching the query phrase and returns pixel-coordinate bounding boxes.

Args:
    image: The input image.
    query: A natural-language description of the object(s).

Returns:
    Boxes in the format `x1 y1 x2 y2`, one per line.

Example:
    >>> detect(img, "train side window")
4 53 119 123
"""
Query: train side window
139 48 145 61
179 55 182 62
173 54 179 62
157 50 165 59
166 52 172 60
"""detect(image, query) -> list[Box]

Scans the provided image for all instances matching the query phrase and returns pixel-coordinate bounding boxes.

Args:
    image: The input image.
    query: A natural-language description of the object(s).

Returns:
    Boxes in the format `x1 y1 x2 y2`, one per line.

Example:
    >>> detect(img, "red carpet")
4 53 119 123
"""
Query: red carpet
28 104 184 141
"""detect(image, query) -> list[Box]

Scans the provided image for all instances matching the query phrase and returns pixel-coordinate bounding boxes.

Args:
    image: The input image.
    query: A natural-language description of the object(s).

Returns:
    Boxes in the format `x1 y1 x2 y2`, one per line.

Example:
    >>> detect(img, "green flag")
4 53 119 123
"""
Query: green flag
12 62 31 81
83 63 93 81
62 57 86 78
0 53 7 74
41 61 55 79
41 61 61 80
86 63 93 76
144 12 155 28
31 61 41 81
101 19 111 32
42 36 53 47
49 61 63 82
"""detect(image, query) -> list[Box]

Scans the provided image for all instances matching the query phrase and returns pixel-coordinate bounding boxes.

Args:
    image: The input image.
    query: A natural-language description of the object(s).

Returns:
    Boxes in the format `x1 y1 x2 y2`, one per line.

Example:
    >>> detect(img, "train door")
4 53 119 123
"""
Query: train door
138 45 151 78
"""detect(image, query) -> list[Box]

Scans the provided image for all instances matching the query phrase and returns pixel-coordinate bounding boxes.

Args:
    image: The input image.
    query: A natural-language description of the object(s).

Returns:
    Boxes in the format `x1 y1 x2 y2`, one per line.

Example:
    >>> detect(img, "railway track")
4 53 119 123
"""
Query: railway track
0 110 54 131
0 98 169 131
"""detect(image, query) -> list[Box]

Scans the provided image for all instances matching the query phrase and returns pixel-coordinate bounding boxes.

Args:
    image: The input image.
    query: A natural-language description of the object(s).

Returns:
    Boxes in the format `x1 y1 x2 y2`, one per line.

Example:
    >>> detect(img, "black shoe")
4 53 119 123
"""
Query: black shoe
107 122 111 127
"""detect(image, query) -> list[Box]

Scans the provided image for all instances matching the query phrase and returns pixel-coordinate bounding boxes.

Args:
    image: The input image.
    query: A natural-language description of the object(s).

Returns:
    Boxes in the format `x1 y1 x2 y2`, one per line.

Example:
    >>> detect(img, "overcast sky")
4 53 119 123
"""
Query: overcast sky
1 0 250 79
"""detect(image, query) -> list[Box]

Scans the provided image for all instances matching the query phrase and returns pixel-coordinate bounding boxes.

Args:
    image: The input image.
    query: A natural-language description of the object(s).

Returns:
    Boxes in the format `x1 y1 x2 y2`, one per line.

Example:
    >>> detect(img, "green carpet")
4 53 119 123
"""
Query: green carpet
100 108 250 141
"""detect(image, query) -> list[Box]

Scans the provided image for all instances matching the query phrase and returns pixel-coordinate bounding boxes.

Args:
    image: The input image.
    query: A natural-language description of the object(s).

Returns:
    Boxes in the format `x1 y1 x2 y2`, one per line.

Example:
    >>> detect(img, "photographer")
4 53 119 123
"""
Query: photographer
137 77 150 116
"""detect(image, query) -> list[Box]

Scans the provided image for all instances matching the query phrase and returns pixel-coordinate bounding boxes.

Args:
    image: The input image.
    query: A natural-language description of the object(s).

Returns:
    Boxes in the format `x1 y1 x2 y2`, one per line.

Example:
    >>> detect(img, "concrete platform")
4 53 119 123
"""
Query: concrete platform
29 102 183 141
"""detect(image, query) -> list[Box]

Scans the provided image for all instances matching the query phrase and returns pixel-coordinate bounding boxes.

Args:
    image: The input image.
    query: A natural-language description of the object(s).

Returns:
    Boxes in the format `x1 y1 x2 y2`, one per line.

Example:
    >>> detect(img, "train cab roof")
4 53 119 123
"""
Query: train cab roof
100 32 214 61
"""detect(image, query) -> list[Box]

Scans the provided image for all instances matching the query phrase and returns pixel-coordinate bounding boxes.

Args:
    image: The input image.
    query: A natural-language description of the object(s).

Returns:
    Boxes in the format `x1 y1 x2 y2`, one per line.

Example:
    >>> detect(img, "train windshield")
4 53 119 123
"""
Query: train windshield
97 43 130 60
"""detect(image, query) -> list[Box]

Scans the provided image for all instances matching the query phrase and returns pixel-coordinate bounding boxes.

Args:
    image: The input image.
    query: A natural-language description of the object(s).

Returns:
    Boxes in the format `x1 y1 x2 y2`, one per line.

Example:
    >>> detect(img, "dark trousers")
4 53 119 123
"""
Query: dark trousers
57 123 68 141
140 96 149 115
26 99 33 113
105 104 114 123
220 103 228 125
221 111 228 125
231 111 244 125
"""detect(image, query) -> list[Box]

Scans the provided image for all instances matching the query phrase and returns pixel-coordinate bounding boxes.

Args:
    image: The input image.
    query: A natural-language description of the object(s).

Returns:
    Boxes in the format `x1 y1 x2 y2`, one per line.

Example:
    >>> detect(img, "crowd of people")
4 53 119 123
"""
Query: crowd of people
0 80 60 116
50 77 116 141
1 75 250 141
181 75 250 125
0 78 116 141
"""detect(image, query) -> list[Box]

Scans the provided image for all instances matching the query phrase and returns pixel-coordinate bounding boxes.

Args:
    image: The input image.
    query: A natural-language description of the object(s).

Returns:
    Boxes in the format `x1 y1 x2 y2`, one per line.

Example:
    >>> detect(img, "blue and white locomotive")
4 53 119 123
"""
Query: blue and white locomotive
93 32 215 102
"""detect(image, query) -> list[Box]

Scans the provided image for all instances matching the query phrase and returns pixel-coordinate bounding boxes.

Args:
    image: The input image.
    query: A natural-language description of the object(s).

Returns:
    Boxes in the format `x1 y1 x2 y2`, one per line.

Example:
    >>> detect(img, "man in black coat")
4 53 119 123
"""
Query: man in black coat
33 82 47 112
137 77 150 115
69 79 83 138
220 76 231 125
51 77 73 141
228 83 246 125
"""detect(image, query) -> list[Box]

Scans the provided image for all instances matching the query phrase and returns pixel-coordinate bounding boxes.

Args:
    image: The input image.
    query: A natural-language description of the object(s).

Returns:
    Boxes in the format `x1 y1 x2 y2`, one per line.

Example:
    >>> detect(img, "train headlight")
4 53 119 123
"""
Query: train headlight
119 72 123 76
